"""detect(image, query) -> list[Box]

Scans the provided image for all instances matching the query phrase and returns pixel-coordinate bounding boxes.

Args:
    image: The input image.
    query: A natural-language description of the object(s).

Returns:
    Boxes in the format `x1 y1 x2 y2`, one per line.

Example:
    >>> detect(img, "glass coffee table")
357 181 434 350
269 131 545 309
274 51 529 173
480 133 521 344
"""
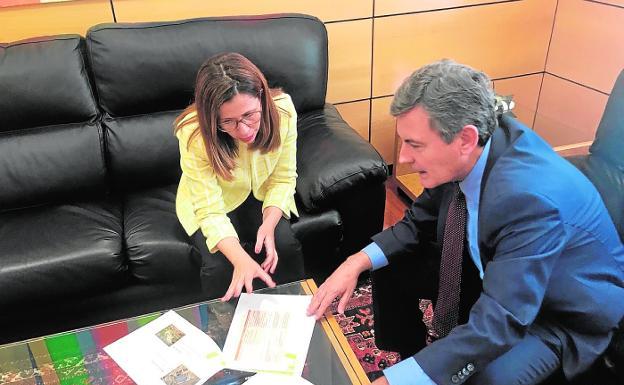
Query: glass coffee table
0 279 369 385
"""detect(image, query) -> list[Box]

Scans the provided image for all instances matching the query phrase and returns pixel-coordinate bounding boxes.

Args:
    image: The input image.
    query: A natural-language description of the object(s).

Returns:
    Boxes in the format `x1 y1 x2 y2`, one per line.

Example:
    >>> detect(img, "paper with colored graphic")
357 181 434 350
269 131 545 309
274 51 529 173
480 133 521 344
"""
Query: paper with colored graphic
104 310 224 385
222 293 315 376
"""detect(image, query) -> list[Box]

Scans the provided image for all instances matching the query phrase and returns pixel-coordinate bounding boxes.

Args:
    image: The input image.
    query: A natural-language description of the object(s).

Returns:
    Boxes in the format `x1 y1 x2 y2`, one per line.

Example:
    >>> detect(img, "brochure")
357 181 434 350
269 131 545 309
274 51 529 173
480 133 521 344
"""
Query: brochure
104 310 224 385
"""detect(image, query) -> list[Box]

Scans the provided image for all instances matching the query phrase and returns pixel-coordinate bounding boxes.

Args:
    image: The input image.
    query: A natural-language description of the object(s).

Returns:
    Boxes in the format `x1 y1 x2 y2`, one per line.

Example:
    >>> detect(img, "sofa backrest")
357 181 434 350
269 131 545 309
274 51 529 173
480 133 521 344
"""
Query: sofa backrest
85 13 328 191
569 69 624 240
591 70 624 174
0 36 105 210
590 69 624 239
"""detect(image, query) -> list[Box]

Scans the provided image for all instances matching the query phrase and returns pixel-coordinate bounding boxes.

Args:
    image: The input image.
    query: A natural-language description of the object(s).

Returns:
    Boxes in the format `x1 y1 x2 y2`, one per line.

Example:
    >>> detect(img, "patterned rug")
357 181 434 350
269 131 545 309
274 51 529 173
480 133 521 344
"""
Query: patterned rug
329 279 434 381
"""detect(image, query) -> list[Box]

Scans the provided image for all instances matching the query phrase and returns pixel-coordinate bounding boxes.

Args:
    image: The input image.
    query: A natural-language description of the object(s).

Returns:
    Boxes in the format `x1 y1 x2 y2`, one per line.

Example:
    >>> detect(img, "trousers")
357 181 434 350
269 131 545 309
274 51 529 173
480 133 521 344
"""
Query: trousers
371 244 564 384
190 194 304 299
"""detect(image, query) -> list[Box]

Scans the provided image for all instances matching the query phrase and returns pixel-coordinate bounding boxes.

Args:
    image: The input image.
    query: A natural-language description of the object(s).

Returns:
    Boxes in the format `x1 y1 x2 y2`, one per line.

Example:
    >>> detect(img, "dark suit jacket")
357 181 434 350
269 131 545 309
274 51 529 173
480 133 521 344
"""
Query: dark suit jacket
373 115 624 385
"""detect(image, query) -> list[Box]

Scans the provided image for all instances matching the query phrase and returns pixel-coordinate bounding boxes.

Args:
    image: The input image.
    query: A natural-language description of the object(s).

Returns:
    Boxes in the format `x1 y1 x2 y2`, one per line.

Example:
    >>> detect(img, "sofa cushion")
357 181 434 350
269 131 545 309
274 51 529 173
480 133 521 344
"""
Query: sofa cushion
86 14 327 117
104 111 181 190
0 123 107 210
0 35 106 209
123 184 200 290
0 281 205 344
296 104 388 212
0 35 98 132
0 199 125 309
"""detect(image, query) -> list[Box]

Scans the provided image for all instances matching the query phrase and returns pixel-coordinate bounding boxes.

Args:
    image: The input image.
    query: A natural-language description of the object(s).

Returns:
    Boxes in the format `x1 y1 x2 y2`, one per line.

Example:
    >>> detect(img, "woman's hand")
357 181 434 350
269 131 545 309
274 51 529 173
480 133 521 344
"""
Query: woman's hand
217 237 276 302
255 206 283 274
222 253 275 301
256 223 278 274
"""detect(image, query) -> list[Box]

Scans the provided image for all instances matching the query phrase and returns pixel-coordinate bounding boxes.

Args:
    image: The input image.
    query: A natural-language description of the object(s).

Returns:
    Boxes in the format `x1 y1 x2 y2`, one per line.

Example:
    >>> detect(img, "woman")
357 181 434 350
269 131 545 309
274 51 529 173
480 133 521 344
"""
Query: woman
175 52 304 301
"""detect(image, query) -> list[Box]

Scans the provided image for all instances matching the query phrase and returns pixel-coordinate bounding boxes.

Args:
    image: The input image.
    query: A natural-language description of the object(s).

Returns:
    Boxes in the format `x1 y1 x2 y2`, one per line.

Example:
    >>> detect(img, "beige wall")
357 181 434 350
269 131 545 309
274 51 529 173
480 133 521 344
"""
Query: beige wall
2 0 622 166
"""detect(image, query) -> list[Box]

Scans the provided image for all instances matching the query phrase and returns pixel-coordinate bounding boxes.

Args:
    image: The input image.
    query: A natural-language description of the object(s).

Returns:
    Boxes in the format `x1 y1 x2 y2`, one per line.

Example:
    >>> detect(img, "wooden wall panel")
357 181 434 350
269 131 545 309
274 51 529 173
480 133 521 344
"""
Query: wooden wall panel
546 0 624 94
112 0 373 23
591 1 624 8
335 101 370 141
375 0 512 16
0 0 113 42
372 0 556 97
493 73 543 128
327 20 372 104
371 97 395 163
534 74 608 147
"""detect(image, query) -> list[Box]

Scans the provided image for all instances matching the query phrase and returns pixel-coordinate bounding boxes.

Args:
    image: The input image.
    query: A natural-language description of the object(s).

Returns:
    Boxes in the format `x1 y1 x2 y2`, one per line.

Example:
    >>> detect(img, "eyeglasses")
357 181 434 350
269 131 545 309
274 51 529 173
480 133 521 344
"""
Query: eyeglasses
218 110 262 132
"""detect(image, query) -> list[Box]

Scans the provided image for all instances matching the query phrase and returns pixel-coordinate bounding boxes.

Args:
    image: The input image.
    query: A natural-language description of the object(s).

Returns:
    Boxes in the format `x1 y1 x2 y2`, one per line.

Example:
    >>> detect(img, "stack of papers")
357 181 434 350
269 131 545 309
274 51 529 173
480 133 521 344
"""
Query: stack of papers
104 293 316 385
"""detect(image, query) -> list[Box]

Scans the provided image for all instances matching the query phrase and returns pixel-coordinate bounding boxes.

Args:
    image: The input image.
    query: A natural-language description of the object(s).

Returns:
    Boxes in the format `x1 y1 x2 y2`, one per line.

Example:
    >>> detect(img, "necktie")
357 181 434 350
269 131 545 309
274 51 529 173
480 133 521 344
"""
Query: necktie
431 183 467 340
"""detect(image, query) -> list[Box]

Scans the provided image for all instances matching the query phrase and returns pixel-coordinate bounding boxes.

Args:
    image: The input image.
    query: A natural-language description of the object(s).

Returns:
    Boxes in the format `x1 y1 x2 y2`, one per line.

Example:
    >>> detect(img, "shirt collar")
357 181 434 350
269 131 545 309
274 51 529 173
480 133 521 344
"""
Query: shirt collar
459 139 491 201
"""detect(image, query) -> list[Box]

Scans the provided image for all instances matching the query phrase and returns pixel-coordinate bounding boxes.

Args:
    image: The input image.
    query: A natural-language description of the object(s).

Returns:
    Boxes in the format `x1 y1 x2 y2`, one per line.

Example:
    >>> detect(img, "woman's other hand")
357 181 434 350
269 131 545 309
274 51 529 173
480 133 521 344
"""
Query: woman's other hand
255 206 283 274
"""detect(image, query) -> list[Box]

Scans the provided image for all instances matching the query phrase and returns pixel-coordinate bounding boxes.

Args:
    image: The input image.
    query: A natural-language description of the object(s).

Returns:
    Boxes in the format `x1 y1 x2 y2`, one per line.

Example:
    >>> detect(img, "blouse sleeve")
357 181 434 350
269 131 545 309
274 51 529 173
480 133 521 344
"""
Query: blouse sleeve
178 127 238 252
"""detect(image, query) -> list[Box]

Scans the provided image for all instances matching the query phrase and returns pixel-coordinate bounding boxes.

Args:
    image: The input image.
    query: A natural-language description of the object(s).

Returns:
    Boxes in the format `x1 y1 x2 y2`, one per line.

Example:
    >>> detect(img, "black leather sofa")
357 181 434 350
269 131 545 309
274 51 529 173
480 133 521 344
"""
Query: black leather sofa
0 14 388 344
562 69 624 384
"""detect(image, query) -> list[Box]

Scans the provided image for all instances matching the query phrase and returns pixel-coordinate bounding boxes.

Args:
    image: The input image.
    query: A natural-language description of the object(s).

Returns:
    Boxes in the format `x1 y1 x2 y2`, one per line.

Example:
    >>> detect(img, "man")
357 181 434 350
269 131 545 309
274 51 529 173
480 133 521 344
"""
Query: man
307 60 624 385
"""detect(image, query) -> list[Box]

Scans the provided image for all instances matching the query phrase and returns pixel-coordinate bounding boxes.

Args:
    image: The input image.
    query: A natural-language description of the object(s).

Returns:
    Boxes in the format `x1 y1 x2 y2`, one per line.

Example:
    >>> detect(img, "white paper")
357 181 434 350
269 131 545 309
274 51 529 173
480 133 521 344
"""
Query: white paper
244 373 315 384
222 293 315 376
104 310 224 385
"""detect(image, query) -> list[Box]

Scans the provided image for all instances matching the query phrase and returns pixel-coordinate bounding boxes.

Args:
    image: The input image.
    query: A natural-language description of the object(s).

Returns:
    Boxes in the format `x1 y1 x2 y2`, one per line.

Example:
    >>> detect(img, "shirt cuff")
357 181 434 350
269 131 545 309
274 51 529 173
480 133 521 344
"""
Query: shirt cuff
384 357 437 385
362 242 388 270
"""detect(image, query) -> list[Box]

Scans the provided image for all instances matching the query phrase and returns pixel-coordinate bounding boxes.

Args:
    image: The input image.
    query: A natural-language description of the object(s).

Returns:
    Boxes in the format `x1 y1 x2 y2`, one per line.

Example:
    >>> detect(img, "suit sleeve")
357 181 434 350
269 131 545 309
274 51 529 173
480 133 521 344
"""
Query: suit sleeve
262 96 298 219
178 129 237 253
414 191 566 385
372 186 443 264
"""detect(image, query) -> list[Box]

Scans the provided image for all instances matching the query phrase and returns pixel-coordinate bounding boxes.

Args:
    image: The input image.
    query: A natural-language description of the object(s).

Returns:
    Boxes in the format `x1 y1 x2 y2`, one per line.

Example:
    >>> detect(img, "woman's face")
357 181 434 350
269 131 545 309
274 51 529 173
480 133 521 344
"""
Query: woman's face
218 93 262 144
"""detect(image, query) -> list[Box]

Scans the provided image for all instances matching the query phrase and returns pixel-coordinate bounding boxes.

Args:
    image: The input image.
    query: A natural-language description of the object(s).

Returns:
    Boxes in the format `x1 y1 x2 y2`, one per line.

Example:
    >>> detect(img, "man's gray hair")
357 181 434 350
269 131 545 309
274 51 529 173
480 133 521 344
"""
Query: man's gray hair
390 59 497 145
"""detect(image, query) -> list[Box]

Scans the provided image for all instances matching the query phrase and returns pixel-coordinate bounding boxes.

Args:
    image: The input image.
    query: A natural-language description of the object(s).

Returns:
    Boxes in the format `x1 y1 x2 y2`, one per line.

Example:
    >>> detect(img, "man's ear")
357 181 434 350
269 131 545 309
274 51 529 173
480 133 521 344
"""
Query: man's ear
458 124 480 154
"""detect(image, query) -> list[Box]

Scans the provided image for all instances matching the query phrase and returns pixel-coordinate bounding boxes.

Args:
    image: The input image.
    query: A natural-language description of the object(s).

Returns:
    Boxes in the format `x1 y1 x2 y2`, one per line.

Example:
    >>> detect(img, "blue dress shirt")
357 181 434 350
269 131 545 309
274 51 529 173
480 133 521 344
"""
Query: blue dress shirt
362 140 491 385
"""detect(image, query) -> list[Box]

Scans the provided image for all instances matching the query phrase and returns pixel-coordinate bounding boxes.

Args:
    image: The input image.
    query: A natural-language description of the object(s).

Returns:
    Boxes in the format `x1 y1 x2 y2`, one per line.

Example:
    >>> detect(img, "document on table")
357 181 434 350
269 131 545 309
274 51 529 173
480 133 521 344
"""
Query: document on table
104 310 224 385
222 293 315 376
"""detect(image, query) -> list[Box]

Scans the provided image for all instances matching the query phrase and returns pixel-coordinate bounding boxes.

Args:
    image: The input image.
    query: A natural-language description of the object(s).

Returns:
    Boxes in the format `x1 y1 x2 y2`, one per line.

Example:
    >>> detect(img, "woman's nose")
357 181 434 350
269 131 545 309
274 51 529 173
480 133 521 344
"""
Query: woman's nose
237 122 253 136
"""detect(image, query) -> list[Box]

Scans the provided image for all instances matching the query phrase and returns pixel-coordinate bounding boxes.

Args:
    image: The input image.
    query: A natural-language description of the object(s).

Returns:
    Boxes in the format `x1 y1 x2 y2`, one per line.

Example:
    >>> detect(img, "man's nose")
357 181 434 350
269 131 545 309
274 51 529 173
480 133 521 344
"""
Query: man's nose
398 142 411 164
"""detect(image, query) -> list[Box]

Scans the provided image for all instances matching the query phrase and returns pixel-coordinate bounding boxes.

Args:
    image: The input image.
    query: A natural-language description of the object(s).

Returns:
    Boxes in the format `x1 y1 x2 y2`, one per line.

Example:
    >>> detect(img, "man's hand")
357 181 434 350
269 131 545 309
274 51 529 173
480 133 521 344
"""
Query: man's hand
306 251 372 319
371 376 390 385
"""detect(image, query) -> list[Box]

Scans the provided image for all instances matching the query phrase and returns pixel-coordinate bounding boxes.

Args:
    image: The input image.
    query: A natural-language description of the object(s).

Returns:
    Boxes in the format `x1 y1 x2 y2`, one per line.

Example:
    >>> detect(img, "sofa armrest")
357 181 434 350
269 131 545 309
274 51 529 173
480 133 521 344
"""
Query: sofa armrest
295 104 388 212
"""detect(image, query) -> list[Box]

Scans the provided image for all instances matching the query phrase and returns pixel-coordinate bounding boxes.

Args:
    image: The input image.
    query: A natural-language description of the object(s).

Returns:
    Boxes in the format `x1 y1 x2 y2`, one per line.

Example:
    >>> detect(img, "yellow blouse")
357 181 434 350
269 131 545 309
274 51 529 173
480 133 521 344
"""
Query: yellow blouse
175 93 298 252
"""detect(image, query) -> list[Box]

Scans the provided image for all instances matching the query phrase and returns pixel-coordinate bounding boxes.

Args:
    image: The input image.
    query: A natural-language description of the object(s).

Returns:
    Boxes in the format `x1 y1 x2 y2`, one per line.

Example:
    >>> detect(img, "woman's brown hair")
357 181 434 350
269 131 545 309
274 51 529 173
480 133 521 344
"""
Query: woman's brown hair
174 52 281 180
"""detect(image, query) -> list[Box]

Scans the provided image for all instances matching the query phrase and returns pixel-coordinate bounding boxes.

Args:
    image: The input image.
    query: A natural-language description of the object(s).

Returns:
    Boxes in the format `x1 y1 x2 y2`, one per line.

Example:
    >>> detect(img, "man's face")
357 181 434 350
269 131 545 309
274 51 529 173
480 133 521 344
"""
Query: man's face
397 106 472 189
